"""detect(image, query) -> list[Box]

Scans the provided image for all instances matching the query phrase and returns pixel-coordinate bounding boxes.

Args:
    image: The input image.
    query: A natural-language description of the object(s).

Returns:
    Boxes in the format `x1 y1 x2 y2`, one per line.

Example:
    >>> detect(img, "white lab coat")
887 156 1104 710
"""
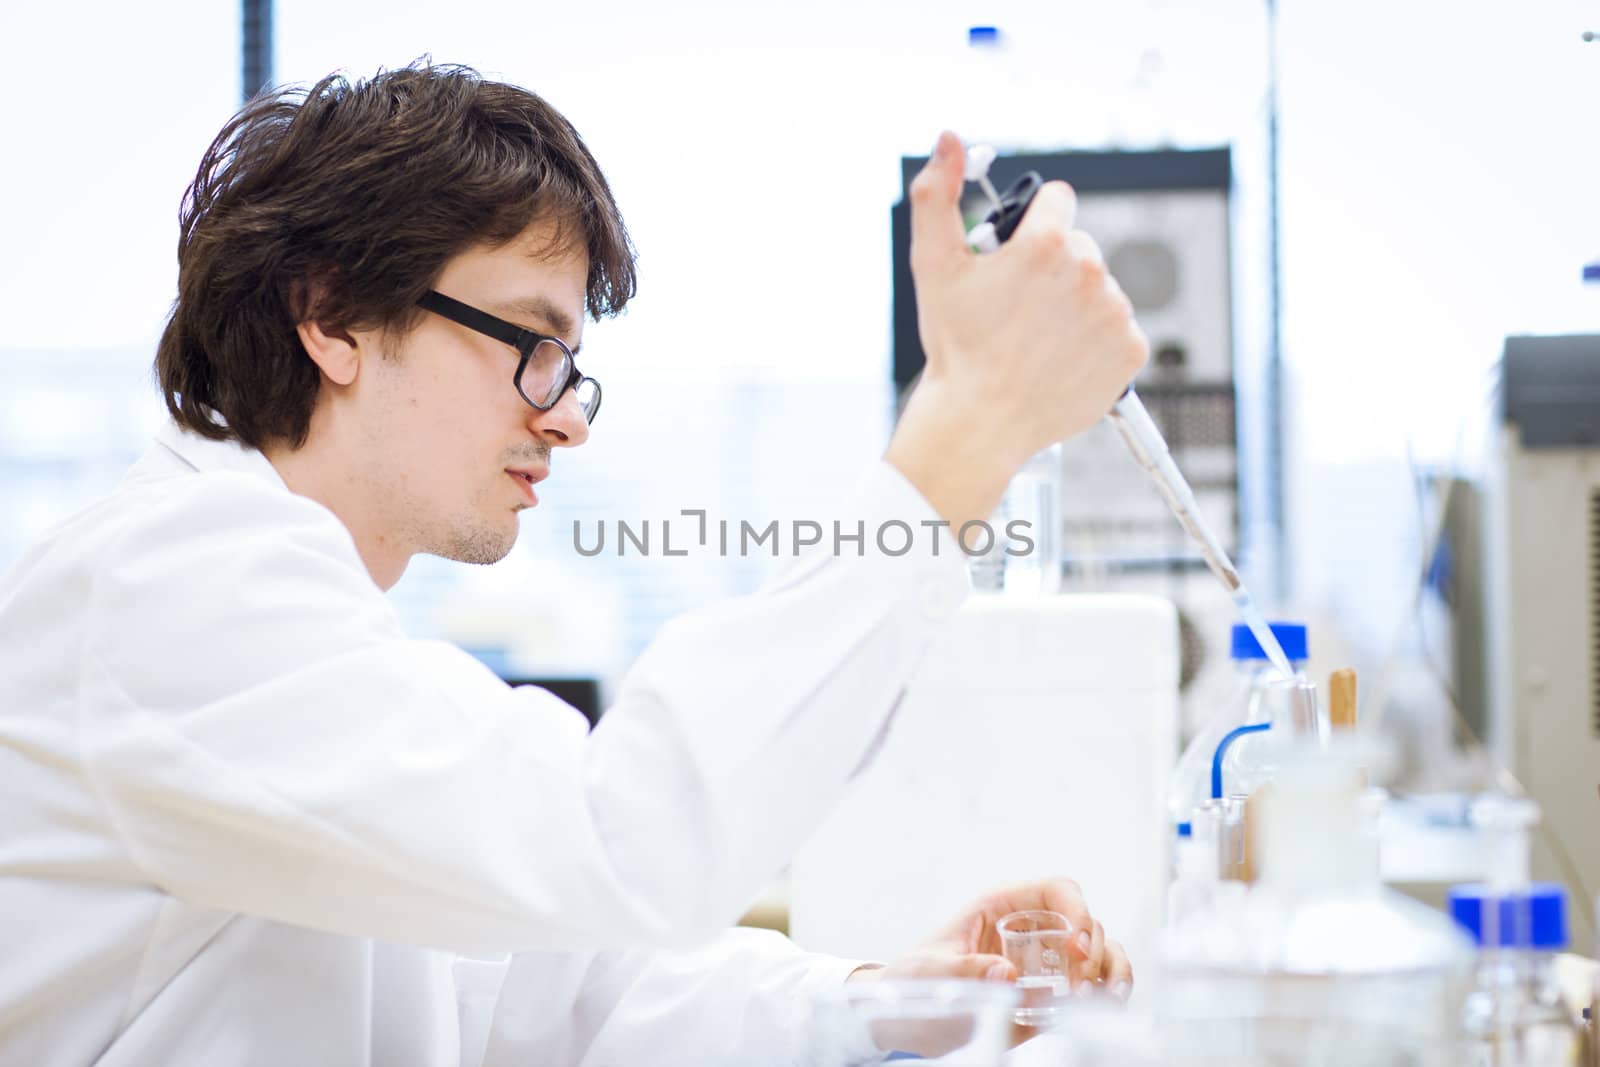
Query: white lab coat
0 424 971 1066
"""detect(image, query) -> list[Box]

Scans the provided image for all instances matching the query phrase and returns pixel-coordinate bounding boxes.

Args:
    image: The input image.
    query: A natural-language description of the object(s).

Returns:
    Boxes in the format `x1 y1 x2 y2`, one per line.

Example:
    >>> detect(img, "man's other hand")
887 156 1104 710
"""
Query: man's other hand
845 878 1132 1055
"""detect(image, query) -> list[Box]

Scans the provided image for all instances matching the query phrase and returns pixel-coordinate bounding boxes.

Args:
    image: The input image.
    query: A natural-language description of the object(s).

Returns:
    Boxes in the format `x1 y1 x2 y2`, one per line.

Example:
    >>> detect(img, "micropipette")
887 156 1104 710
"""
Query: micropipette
1105 391 1294 678
962 150 1295 678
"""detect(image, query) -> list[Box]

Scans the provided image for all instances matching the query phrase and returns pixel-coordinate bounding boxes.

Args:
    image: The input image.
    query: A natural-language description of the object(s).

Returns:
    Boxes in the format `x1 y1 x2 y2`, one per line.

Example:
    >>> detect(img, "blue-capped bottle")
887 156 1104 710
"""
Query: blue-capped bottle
1166 621 1309 837
1450 795 1582 1065
1450 882 1581 1065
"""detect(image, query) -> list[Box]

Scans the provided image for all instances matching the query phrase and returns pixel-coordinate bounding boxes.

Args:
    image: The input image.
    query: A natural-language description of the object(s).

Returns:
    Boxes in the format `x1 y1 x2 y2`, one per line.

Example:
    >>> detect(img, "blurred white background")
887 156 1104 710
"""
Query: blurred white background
0 0 1595 728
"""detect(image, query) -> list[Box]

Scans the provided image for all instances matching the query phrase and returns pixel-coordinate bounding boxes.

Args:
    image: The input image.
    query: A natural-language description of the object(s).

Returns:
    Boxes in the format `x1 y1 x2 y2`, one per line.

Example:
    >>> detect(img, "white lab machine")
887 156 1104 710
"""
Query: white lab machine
788 593 1178 981
1484 334 1600 906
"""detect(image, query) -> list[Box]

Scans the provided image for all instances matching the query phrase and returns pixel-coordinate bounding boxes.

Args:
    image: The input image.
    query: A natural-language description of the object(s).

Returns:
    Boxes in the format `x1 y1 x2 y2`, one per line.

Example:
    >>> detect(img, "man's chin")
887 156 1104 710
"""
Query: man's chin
432 523 518 566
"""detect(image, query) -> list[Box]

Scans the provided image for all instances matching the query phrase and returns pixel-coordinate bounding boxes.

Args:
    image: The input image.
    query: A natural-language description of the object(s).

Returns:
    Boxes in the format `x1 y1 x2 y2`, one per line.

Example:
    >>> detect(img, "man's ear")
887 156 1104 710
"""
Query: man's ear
296 317 361 387
291 276 361 386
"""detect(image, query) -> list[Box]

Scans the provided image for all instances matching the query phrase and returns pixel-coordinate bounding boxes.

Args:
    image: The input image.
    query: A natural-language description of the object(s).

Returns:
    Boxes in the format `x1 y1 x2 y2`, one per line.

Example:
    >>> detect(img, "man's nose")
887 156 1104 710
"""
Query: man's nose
531 386 591 448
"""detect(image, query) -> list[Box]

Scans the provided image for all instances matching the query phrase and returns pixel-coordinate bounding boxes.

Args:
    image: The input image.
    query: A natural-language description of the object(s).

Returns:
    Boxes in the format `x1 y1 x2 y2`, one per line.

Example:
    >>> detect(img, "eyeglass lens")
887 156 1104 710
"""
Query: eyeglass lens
521 339 599 423
571 378 600 422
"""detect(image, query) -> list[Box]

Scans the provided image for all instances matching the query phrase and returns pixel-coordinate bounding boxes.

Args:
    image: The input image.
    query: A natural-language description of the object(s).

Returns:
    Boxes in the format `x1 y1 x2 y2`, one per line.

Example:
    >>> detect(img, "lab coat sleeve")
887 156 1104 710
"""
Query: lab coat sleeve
77 463 968 955
475 929 883 1067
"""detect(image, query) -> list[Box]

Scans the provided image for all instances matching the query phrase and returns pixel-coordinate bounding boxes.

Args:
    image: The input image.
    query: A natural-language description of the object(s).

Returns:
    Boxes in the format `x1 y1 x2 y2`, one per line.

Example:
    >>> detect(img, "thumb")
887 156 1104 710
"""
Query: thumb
907 131 971 278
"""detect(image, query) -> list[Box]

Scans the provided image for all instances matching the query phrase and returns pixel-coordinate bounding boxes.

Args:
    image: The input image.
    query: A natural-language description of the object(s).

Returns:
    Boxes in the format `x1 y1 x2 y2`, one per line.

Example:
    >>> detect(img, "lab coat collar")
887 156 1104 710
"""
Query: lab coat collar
155 421 289 491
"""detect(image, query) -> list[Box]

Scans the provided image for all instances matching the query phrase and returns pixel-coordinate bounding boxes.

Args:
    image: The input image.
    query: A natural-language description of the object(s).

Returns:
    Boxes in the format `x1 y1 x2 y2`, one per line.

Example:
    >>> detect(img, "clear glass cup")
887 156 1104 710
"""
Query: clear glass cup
813 979 1019 1066
997 909 1074 1025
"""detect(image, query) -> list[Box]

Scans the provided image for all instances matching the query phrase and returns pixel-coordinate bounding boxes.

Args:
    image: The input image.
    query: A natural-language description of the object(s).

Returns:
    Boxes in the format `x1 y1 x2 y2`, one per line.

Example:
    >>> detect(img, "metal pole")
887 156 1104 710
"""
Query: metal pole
1264 0 1286 599
242 0 273 103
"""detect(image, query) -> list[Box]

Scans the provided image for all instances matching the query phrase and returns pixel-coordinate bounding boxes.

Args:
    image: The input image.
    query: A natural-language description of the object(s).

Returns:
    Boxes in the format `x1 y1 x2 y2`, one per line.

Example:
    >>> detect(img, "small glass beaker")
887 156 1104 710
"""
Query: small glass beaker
997 909 1073 1025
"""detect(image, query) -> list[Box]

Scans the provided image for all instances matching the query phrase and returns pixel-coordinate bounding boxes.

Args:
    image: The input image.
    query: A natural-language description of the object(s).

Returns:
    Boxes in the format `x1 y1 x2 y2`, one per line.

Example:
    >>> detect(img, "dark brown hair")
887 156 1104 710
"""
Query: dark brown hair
156 60 635 450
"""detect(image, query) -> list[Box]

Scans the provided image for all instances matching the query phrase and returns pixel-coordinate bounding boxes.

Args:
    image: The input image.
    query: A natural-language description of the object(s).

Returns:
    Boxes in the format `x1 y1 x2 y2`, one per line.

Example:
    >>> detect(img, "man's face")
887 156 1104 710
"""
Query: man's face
358 217 591 567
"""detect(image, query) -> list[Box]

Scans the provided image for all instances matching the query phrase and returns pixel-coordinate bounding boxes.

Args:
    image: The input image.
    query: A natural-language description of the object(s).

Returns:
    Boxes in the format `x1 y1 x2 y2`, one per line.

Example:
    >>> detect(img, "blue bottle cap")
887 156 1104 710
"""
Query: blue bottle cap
1176 821 1193 838
1447 883 1568 949
1584 261 1600 283
968 25 1002 45
1230 622 1308 663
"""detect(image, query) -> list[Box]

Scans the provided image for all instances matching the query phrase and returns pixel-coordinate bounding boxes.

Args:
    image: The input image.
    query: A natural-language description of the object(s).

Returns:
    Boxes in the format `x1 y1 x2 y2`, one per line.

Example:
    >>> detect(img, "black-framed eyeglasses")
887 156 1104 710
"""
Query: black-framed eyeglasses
417 290 601 424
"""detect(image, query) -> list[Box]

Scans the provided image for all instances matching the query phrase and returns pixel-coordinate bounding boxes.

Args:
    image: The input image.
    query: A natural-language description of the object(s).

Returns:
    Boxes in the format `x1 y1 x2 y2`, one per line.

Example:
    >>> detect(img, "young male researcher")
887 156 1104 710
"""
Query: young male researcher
0 63 1146 1065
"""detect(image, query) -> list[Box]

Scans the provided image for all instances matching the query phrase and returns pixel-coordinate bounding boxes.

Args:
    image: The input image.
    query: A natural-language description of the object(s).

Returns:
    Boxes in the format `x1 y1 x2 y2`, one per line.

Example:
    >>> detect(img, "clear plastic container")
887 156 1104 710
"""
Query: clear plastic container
970 443 1062 595
1451 885 1581 1067
1167 622 1308 834
1449 798 1582 1067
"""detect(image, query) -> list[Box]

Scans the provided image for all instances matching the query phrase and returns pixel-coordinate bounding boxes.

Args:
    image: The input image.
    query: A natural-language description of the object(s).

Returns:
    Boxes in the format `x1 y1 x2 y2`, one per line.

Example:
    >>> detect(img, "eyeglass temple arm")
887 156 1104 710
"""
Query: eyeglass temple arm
417 291 532 350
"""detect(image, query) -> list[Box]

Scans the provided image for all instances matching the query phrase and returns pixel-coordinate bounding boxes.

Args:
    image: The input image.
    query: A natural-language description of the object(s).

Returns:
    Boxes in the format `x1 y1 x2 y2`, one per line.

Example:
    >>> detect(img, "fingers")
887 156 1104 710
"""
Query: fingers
953 880 1133 994
960 878 1095 957
1103 938 1134 1000
1071 919 1106 985
1008 197 1122 337
947 884 1070 956
960 953 1016 983
908 132 972 280
1034 879 1093 951
1060 231 1147 383
1010 178 1078 242
1064 228 1101 265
